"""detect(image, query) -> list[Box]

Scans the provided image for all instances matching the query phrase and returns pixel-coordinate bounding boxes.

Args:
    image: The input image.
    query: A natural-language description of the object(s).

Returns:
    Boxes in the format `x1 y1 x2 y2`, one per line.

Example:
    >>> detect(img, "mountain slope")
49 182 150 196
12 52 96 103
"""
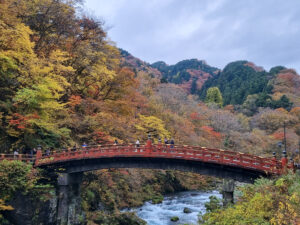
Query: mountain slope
151 59 220 94
198 61 275 105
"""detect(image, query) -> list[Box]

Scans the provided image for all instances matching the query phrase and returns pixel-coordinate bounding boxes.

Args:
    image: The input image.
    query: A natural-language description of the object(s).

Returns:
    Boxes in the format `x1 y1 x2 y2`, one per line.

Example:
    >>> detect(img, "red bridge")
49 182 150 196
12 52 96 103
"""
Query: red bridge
1 140 296 224
0 139 294 182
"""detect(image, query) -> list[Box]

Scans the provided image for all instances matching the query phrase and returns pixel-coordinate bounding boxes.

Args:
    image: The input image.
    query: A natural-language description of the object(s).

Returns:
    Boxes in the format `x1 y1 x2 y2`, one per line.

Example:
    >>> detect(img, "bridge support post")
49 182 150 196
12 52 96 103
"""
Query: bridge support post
222 179 235 207
57 172 84 225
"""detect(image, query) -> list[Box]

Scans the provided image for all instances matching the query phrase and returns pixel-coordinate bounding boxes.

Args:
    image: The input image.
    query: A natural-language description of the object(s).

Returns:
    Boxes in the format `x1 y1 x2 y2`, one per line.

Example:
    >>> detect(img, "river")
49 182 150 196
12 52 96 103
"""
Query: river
124 190 221 225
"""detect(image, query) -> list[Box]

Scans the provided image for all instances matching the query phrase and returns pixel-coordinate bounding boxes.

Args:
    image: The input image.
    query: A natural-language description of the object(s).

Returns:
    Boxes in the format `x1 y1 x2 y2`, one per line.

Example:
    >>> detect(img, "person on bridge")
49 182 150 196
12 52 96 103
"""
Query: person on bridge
170 139 175 148
136 139 140 148
22 148 27 155
13 149 19 159
164 137 168 144
114 140 118 145
71 145 77 151
82 142 87 148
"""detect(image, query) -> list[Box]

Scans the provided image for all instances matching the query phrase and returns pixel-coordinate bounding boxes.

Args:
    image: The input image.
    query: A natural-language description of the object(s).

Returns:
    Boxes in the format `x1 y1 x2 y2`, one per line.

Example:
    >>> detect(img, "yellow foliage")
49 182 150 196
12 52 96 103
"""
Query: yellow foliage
202 174 300 225
0 199 13 211
135 114 171 140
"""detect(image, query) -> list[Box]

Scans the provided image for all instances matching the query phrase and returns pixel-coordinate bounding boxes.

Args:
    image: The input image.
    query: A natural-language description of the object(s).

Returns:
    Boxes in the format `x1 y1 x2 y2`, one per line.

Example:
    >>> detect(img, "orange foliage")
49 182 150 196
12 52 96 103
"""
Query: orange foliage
271 132 284 140
290 107 300 118
275 108 288 114
277 70 297 86
68 95 82 107
201 126 221 138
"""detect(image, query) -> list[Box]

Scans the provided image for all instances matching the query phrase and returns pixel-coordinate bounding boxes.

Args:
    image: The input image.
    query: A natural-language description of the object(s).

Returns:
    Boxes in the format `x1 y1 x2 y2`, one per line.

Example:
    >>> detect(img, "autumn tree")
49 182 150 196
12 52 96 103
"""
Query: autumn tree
205 87 223 107
251 109 298 133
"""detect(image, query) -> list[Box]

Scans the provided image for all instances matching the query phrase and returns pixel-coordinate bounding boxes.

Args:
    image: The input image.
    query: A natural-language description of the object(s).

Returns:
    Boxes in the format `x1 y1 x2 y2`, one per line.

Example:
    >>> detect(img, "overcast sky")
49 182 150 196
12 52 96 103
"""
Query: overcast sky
84 0 300 72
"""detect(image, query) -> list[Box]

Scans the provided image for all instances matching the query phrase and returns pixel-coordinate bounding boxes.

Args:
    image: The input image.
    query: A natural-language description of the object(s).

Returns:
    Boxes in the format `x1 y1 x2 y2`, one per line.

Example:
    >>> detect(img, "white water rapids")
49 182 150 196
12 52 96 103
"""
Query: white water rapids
123 190 221 225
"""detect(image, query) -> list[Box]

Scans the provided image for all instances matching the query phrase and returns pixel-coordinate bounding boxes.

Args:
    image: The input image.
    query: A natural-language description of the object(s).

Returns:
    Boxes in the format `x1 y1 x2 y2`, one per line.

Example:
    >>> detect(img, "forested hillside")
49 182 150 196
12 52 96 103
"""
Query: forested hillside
198 61 300 110
151 59 219 94
0 0 170 151
198 61 272 105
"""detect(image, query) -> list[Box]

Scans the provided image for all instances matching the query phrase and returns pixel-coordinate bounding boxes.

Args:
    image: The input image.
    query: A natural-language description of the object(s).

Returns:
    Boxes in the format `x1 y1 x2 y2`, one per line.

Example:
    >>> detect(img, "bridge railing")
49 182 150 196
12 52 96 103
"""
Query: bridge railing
0 154 34 163
31 143 285 175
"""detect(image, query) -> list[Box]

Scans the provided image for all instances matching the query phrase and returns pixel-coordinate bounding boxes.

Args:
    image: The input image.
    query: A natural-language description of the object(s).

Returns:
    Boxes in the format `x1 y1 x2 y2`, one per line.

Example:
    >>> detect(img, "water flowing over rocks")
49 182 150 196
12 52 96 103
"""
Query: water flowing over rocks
124 190 221 225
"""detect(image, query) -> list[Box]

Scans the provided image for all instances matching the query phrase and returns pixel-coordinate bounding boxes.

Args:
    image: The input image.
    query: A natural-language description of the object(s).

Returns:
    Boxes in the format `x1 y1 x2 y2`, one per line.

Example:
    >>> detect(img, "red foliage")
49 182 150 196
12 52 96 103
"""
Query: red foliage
244 62 264 72
201 126 221 138
119 170 129 176
9 113 39 129
190 112 207 121
277 70 299 88
272 132 284 140
93 130 111 144
190 112 200 120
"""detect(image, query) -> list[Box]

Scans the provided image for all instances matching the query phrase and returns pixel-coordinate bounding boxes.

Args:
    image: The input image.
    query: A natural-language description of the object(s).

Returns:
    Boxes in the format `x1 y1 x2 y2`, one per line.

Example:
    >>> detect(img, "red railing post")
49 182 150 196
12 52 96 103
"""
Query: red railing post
157 142 162 153
36 150 42 159
146 138 152 154
35 150 43 166
281 151 288 174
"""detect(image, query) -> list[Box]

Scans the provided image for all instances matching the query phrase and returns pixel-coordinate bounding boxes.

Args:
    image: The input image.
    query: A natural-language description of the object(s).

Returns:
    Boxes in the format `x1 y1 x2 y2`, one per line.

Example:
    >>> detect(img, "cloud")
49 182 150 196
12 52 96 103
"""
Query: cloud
84 0 300 72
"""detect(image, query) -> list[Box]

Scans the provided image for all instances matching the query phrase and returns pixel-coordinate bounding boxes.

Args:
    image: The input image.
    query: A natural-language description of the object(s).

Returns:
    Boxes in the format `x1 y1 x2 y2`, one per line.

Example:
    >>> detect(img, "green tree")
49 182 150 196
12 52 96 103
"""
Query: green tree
205 87 223 107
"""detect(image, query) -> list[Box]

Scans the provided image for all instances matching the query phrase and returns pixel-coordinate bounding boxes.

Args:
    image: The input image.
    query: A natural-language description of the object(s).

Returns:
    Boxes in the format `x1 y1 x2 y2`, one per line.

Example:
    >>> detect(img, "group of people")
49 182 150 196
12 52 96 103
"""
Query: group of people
163 138 175 146
13 147 37 159
12 138 176 158
134 137 175 148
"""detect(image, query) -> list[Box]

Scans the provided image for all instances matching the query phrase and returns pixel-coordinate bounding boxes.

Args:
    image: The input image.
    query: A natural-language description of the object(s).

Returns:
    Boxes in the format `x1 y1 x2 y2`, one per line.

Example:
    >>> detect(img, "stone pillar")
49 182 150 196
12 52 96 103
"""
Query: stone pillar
222 179 235 207
57 173 84 225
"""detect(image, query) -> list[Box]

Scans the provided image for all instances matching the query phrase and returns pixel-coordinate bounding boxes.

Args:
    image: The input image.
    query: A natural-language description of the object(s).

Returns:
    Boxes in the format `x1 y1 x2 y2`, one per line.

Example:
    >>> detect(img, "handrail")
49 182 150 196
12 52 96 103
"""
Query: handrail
0 153 35 163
